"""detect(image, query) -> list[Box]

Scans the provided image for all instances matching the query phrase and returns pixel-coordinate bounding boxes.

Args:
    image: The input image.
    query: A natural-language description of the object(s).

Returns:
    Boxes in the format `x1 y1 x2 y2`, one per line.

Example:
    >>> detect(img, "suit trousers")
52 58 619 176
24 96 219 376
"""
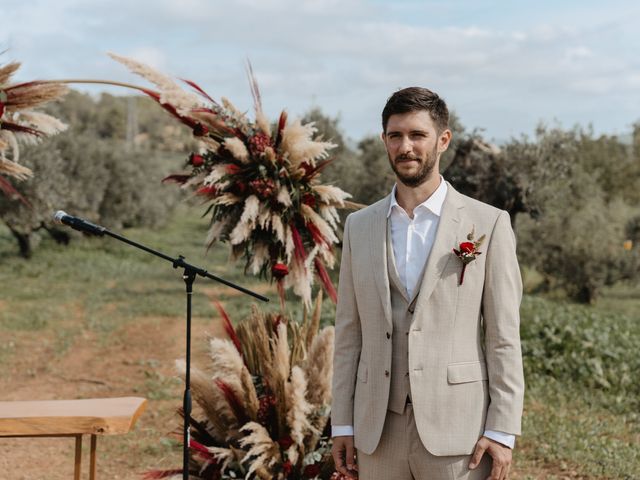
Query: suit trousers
357 405 492 480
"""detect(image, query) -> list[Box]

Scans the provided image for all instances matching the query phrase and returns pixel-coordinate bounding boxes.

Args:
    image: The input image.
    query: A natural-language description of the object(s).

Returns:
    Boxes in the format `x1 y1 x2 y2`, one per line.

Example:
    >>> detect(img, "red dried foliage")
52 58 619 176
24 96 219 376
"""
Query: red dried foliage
0 177 31 207
181 78 216 103
214 300 243 355
162 174 191 185
141 88 199 130
314 257 337 304
274 110 288 148
301 158 334 180
189 438 216 461
290 224 306 264
306 222 327 247
0 121 44 137
215 378 248 424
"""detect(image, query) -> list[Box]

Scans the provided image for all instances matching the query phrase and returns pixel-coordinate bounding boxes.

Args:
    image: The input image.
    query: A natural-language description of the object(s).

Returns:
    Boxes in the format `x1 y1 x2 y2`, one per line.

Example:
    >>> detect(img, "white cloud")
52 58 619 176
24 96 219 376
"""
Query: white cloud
564 46 592 61
1 0 638 140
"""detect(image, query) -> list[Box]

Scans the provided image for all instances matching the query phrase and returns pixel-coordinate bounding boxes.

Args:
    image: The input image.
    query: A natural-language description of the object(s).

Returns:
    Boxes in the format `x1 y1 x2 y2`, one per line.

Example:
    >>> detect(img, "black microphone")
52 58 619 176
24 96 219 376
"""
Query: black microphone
53 211 106 236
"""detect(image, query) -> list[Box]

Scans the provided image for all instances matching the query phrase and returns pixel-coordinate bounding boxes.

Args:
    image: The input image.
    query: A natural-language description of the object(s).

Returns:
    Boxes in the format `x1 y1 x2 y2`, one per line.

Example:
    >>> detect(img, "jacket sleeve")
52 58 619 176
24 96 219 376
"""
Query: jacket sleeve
482 210 525 435
331 214 363 428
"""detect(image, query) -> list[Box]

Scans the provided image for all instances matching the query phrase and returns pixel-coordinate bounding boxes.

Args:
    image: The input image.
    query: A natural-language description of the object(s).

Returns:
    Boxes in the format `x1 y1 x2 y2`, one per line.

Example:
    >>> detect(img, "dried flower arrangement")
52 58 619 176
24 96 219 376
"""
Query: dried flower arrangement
109 53 360 307
0 59 68 198
2 54 352 478
144 292 345 480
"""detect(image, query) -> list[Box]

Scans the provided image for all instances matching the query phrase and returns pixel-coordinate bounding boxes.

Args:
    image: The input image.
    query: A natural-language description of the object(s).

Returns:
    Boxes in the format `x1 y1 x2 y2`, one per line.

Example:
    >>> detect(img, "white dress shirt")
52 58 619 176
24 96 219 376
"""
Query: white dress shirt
333 177 515 449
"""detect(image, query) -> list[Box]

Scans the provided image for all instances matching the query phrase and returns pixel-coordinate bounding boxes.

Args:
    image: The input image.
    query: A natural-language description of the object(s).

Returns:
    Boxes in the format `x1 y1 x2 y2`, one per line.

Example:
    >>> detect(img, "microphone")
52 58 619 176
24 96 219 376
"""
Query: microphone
53 211 107 236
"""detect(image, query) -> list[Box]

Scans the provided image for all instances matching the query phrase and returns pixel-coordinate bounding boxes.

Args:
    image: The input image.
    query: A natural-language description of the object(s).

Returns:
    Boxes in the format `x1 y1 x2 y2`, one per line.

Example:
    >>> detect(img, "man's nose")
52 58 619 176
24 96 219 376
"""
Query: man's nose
398 136 412 154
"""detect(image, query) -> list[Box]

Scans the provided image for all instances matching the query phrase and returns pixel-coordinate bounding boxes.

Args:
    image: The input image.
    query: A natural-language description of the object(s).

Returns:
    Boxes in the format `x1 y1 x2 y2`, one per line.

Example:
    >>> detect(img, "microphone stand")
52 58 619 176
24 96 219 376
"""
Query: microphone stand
95 227 268 480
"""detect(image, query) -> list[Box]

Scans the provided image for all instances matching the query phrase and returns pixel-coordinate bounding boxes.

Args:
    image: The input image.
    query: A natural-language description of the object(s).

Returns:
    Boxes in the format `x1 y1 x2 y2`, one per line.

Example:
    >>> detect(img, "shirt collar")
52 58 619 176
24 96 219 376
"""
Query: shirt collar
387 175 448 218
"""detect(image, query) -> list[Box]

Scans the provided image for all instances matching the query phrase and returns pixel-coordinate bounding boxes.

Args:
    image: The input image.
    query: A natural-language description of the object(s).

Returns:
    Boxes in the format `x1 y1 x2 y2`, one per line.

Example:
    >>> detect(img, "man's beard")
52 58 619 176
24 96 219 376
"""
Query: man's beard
388 145 438 187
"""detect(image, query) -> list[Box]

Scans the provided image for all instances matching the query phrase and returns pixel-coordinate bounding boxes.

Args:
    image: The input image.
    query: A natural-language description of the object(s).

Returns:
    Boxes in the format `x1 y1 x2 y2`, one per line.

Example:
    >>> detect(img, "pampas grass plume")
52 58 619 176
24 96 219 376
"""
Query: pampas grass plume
304 326 334 407
223 137 249 163
175 360 230 438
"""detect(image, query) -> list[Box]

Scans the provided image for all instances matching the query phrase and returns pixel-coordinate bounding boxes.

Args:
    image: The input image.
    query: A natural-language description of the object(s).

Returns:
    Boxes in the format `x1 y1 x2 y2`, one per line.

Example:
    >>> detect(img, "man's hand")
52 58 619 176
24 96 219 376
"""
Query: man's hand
331 435 358 478
469 436 512 480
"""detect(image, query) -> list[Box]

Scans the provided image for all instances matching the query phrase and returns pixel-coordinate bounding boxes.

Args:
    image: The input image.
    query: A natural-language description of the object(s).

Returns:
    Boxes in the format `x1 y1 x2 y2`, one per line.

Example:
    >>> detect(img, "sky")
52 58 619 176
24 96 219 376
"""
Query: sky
1 0 639 143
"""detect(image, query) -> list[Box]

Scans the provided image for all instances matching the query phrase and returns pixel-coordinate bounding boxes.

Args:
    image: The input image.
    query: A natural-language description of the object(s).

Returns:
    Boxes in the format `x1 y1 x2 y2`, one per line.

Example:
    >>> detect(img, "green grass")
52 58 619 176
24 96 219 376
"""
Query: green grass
520 381 640 479
136 360 183 401
0 205 276 339
594 281 640 319
519 294 640 478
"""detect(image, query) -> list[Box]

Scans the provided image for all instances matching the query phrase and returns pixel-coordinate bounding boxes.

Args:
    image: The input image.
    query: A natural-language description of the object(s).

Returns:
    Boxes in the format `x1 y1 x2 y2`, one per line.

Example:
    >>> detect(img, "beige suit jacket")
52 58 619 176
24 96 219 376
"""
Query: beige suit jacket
331 181 525 456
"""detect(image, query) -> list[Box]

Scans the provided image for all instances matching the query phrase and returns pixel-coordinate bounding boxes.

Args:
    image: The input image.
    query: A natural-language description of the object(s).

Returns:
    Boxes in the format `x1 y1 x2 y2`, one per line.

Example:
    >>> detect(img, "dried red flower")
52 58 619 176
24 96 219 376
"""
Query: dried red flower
452 231 485 286
302 193 316 207
303 463 321 478
459 241 475 254
248 131 272 156
282 461 293 476
226 164 241 175
299 162 314 177
234 182 247 194
272 263 289 279
192 123 209 136
190 154 205 167
278 436 294 449
249 178 276 198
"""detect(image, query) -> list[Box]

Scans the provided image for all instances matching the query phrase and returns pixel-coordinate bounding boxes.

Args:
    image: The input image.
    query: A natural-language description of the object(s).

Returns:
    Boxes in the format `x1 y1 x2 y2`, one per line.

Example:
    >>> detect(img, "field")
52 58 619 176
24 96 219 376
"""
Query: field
0 206 638 479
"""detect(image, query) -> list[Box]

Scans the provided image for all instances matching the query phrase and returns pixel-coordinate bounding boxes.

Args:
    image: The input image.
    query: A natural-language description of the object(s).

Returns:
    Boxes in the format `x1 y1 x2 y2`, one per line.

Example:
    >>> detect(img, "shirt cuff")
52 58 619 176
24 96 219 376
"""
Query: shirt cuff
332 425 354 437
483 430 515 449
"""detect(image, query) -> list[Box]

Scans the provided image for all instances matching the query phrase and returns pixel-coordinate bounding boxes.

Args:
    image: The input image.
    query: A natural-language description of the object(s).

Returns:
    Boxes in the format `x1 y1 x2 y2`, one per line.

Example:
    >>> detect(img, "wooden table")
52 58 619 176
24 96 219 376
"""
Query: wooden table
0 397 147 479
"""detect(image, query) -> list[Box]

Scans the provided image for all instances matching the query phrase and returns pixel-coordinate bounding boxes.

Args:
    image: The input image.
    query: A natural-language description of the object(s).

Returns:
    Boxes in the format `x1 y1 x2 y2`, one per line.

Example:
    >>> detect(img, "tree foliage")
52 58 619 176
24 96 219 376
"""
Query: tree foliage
0 90 189 257
508 126 640 303
305 108 640 304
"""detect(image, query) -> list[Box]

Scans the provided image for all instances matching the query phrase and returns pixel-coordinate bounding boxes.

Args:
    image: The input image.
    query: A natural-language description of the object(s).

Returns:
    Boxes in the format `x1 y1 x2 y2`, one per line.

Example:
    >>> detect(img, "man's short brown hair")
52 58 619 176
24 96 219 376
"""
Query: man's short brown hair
382 87 449 134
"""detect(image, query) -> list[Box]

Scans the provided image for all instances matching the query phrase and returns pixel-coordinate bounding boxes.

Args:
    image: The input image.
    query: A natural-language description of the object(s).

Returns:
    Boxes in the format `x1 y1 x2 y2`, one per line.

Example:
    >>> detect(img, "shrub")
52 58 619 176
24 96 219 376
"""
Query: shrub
520 295 640 412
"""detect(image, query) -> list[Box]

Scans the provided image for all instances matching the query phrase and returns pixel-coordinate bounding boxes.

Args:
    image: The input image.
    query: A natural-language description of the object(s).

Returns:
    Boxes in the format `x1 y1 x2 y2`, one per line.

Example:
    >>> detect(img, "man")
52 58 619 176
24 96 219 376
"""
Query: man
331 87 524 480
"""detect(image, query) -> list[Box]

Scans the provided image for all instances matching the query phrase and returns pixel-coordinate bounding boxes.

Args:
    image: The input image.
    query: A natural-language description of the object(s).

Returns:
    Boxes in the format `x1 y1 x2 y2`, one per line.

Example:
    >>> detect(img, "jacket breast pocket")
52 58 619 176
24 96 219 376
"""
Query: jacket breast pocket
357 361 368 383
447 361 487 384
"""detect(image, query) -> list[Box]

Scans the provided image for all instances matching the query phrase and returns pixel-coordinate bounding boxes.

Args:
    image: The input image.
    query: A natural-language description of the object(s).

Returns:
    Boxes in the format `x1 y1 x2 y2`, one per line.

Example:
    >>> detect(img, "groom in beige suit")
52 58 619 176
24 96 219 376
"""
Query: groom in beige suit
331 87 524 480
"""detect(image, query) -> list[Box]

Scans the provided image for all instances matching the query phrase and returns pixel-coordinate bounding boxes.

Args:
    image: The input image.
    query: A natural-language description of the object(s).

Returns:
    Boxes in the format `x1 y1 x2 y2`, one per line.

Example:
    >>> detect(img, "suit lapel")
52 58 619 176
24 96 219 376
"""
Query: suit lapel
412 181 465 311
370 194 393 328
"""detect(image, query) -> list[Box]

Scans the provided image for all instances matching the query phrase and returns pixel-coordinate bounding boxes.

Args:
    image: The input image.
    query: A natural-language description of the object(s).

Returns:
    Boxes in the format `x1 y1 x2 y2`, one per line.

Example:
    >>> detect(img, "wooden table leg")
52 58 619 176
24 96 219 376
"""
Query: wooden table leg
90 434 97 480
74 435 82 480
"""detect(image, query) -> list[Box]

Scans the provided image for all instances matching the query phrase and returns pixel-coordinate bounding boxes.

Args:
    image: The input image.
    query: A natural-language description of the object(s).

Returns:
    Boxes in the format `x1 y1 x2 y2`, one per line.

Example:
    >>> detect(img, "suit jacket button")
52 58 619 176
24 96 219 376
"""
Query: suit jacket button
384 370 390 377
386 332 391 339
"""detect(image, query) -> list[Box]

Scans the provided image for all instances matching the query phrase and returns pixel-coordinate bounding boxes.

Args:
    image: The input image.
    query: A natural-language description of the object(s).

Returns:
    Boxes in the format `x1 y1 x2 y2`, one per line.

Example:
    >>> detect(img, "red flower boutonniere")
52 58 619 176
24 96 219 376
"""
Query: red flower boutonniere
452 226 486 285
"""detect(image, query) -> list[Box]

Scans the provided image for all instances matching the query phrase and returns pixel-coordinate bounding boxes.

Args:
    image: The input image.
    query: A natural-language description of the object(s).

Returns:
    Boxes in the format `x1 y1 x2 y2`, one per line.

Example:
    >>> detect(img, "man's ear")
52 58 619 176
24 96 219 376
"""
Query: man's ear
438 129 452 153
380 131 388 148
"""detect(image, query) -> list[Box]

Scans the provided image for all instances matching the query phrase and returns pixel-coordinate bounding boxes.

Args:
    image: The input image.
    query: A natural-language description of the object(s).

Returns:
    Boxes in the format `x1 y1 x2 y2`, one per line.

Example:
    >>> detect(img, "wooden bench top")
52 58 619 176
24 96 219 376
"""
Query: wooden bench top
0 397 147 437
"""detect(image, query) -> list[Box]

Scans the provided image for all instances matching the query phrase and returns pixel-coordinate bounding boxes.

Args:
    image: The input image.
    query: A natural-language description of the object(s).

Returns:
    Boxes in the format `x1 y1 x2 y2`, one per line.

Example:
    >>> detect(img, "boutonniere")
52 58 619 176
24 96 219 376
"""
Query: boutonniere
452 226 486 285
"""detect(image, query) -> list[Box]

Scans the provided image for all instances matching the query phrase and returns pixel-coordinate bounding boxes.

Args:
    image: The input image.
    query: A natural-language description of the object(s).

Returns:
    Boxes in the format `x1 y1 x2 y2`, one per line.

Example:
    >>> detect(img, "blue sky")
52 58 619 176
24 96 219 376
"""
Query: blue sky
1 0 639 143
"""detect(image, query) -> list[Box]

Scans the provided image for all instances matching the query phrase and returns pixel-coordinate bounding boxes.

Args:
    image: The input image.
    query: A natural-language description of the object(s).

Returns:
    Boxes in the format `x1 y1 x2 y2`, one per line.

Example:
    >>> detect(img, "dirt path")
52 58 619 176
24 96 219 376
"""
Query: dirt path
0 313 224 480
